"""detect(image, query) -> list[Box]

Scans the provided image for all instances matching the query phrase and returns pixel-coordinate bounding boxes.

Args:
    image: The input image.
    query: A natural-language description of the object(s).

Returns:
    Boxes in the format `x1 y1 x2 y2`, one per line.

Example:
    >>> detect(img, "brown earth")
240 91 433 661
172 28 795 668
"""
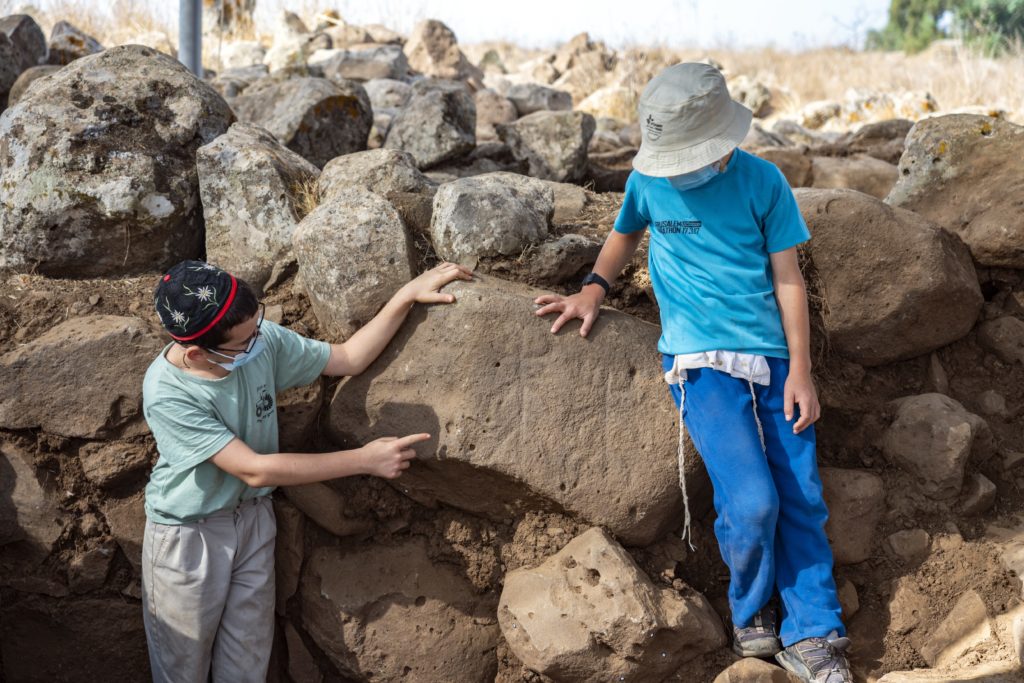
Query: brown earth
2 183 1021 680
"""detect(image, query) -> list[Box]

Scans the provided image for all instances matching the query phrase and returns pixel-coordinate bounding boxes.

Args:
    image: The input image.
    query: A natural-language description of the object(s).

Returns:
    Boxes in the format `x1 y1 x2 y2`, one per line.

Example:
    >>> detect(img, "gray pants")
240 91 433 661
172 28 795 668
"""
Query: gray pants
142 496 276 683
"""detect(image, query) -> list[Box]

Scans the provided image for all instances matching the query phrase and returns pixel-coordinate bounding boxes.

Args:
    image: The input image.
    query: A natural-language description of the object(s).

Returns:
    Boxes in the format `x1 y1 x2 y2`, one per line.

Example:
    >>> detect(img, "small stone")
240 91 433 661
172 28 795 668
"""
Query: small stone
889 577 930 635
977 389 1009 418
78 512 104 537
265 304 284 325
959 473 997 516
926 352 949 394
886 528 930 564
919 590 991 668
1001 450 1024 472
837 577 859 618
934 523 964 551
88 295 101 306
68 540 115 593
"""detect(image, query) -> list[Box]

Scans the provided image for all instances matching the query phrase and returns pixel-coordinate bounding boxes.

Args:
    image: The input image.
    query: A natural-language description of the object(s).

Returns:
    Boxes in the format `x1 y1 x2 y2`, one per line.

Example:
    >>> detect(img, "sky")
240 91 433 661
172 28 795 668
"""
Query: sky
9 0 894 50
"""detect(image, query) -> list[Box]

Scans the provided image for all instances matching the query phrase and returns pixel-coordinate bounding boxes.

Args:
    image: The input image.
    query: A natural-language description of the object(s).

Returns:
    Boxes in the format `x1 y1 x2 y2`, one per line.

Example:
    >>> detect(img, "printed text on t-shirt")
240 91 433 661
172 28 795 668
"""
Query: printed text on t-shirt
654 220 702 234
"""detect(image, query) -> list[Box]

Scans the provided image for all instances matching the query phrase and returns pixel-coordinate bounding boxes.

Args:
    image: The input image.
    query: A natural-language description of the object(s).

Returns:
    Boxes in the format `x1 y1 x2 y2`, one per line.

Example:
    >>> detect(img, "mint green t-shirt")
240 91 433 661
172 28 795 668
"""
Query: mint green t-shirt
142 321 330 524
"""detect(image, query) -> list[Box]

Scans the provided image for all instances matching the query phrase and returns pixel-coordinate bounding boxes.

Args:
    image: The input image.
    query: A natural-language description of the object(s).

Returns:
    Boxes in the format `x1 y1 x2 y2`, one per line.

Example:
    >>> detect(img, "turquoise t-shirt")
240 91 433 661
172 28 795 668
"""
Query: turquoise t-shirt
142 321 331 524
614 149 810 358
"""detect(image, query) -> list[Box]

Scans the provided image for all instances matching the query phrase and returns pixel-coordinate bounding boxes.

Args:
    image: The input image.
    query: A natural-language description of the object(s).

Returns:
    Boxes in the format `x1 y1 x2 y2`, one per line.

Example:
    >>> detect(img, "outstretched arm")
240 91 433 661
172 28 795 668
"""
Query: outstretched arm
534 229 644 336
209 433 431 487
323 262 473 376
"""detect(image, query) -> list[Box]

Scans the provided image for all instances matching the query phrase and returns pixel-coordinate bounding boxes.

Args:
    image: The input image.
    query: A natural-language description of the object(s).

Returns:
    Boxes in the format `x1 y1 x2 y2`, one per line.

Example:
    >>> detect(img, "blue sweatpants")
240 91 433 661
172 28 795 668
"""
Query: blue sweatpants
662 354 844 646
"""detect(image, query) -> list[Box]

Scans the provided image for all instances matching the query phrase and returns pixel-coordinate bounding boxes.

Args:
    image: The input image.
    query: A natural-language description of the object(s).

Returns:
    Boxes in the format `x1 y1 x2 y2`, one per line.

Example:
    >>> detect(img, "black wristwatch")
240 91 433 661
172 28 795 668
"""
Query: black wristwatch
581 272 610 295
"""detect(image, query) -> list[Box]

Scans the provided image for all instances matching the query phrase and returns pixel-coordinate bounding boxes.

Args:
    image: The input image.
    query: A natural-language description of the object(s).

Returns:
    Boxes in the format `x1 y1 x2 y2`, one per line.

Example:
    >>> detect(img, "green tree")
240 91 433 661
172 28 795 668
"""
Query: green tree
868 0 1024 52
956 0 1024 52
867 0 950 52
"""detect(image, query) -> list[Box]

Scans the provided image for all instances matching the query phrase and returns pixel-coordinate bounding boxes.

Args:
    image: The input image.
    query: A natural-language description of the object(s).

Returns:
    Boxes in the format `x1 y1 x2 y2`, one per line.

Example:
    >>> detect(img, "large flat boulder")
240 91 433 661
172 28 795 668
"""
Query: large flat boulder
499 527 725 682
328 276 688 545
886 114 1024 268
0 316 163 438
810 154 898 199
796 189 982 366
300 538 499 681
0 45 234 276
197 122 320 294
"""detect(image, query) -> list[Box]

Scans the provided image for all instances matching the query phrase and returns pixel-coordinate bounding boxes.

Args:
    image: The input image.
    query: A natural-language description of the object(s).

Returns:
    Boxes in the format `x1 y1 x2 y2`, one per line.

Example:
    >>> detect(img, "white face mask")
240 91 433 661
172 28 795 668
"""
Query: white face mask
668 162 721 191
206 334 266 372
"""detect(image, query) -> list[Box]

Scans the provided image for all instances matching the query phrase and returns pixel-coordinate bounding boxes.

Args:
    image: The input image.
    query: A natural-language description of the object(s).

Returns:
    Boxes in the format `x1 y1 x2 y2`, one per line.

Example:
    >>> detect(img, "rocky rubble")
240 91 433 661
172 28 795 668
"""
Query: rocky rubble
1 9 1023 683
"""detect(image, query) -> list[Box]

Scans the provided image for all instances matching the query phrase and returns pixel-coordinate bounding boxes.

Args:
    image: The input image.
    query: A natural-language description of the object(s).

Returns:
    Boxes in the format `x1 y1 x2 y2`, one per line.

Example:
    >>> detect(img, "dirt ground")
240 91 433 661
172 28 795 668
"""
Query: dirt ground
2 205 1022 681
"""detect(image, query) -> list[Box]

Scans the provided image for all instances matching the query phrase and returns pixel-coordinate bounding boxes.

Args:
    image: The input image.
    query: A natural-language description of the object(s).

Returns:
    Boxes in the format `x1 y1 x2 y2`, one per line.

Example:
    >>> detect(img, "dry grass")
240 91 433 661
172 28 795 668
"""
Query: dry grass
289 176 321 221
7 2 1023 123
4 0 175 45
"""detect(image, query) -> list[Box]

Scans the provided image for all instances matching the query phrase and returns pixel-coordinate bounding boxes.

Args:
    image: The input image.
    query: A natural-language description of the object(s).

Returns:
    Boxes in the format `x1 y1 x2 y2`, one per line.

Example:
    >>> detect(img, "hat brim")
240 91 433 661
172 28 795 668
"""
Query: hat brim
631 100 753 177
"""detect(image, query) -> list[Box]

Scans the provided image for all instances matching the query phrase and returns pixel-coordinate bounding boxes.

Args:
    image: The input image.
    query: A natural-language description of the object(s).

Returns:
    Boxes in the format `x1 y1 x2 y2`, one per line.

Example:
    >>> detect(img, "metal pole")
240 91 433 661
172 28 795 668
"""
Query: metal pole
179 0 202 76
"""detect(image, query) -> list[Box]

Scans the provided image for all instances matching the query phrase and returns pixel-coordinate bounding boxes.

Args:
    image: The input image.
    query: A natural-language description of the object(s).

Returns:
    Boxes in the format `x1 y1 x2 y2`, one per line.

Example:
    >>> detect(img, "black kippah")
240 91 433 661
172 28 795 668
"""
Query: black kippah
153 260 238 341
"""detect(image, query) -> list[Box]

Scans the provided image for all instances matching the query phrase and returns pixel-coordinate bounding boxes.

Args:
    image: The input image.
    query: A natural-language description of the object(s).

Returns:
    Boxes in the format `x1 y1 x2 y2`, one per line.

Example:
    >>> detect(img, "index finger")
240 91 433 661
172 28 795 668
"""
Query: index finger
534 294 563 305
397 433 432 447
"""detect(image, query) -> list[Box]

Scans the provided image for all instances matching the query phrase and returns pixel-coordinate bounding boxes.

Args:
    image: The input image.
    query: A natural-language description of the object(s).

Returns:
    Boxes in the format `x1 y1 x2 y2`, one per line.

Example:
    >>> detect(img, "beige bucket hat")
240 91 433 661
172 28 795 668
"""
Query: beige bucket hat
632 62 752 177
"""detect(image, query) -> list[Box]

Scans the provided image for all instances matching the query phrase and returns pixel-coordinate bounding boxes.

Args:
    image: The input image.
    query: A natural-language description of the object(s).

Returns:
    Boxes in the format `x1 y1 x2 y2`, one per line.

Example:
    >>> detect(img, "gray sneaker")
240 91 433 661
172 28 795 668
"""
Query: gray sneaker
732 601 782 658
775 636 852 682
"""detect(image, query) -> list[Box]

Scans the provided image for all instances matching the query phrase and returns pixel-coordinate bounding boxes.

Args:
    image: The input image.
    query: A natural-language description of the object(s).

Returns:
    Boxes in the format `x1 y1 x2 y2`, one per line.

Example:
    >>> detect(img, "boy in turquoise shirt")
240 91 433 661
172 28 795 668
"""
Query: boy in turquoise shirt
536 64 851 682
142 259 471 681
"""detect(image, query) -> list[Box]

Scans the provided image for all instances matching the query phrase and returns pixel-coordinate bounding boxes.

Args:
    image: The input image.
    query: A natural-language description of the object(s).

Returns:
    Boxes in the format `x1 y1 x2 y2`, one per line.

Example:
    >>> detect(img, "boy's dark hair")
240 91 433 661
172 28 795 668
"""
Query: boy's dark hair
189 279 259 349
153 260 260 348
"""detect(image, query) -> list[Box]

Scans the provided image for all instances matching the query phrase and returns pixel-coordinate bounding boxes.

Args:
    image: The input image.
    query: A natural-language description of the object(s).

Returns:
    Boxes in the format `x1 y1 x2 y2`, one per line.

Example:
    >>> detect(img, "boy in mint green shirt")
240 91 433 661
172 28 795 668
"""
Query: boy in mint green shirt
141 259 471 682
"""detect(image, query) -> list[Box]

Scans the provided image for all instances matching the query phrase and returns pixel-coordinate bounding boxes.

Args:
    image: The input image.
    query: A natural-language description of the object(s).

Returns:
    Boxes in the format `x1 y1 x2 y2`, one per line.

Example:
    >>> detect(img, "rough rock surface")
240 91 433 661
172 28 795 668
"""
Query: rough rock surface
0 45 234 276
6 63 60 107
102 492 145 571
498 110 596 182
403 19 482 82
300 537 500 681
317 148 432 203
713 658 803 682
500 527 725 682
197 122 320 294
293 187 414 339
429 172 554 263
384 79 476 169
363 77 411 110
977 317 1024 366
328 277 689 545
796 189 982 366
272 497 305 615
0 316 163 438
886 114 1024 268
78 440 153 489
231 76 372 168
810 154 898 198
0 14 47 108
47 20 103 65
474 88 518 141
506 82 573 116
0 441 63 552
881 393 992 500
820 467 886 565
320 45 410 82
